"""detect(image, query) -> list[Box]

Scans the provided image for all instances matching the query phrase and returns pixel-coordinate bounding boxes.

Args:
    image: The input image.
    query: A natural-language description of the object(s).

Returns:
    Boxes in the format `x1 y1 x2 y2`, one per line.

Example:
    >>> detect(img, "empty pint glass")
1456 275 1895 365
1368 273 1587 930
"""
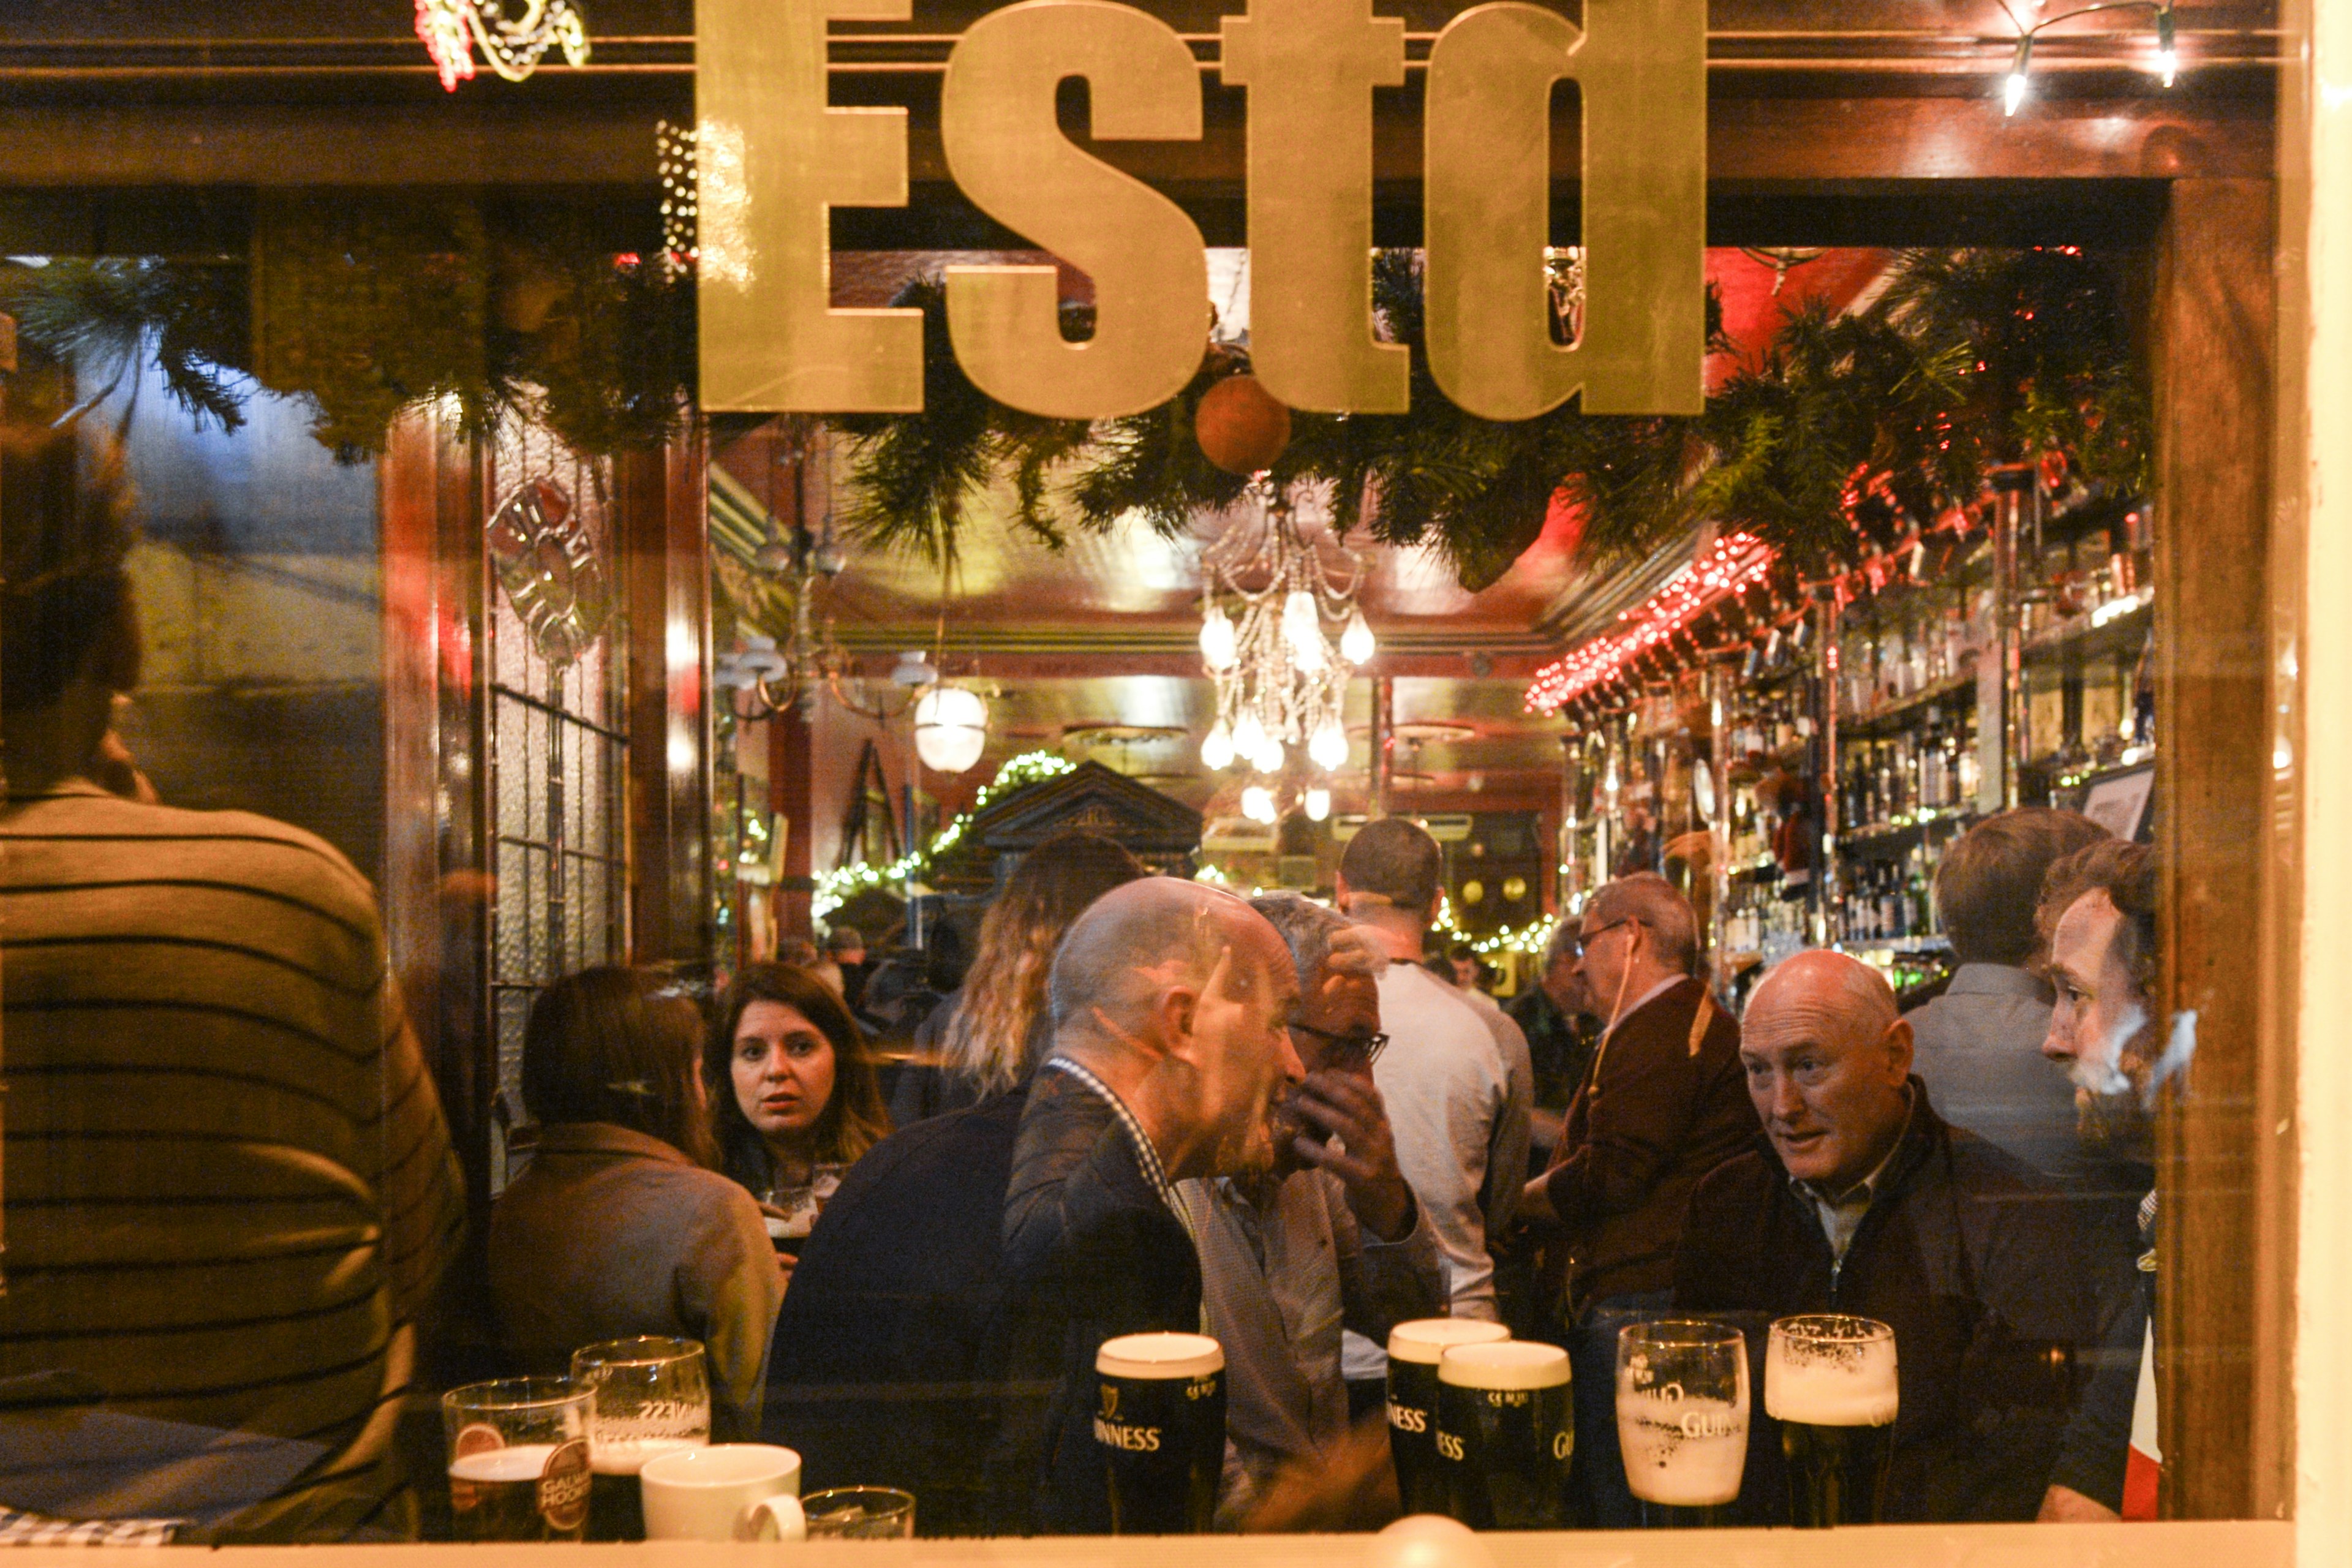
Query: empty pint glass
1385 1318 1511 1515
1435 1340 1574 1529
442 1378 595 1542
571 1335 712 1540
1615 1319 1750 1528
1093 1332 1226 1534
1763 1314 1898 1526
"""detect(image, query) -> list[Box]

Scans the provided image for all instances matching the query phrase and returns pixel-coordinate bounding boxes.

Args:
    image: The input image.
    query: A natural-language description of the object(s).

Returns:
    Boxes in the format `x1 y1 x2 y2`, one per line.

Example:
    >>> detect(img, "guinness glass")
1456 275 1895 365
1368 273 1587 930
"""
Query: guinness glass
1435 1341 1574 1529
1094 1332 1226 1534
1385 1317 1511 1515
1763 1314 1898 1527
441 1378 595 1542
1615 1319 1749 1528
571 1336 711 1541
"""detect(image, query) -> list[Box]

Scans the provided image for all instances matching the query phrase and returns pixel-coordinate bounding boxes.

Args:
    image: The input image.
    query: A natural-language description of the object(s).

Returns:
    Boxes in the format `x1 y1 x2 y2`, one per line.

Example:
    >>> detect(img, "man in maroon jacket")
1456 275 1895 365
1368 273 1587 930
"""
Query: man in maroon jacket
1516 872 1755 1525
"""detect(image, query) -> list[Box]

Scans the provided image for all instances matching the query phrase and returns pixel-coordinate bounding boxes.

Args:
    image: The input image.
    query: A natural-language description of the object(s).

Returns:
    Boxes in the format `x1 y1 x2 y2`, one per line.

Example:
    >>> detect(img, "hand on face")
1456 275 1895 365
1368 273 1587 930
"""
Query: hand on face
1285 1069 1415 1240
1156 932 1305 1178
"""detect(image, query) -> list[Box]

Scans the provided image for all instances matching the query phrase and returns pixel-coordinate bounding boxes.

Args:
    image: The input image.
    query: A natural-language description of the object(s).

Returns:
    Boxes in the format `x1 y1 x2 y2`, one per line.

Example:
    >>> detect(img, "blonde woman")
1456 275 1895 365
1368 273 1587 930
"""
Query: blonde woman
889 831 1144 1123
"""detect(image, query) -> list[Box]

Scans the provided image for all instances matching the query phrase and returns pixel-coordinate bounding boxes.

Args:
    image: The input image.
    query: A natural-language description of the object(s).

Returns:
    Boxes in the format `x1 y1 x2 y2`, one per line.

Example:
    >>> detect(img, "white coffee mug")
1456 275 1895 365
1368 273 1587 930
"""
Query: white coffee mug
639 1442 805 1542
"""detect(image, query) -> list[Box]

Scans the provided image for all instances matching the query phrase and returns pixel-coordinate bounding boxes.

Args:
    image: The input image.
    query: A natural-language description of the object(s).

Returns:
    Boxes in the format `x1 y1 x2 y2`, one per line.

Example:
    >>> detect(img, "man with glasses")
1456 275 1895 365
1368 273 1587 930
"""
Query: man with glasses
1516 872 1755 1526
1174 894 1443 1526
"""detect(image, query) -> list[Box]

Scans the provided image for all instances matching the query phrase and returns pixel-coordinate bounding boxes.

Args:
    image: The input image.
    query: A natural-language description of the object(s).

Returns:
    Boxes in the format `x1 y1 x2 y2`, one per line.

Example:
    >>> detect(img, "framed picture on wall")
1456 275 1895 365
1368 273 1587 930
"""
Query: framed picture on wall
2080 763 2157 842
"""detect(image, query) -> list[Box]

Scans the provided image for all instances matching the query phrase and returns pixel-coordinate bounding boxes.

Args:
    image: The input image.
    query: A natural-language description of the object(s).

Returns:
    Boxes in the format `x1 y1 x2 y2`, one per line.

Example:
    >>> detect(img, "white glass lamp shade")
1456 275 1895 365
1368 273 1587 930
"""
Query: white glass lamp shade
1200 720 1235 771
1340 607 1376 665
1231 710 1267 763
914 686 990 774
1241 785 1277 824
1199 606 1238 672
1282 591 1325 672
740 635 789 678
1304 786 1332 821
1309 721 1348 771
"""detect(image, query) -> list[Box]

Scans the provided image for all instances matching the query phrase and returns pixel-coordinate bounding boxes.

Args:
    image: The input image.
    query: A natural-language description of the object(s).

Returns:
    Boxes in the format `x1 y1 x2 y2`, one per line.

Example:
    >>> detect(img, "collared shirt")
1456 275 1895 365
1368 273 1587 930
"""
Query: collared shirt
1791 1093 1916 1262
1042 1056 1200 1251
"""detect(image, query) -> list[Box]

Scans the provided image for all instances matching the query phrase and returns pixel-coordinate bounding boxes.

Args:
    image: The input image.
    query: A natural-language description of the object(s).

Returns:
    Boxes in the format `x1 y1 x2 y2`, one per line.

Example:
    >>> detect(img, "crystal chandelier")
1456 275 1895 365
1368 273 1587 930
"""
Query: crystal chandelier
1198 478 1374 820
415 0 591 92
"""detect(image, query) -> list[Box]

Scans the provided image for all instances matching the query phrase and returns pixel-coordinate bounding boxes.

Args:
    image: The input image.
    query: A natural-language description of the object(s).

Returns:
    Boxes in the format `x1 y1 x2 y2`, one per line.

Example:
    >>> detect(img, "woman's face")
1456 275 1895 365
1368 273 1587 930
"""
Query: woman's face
731 999 839 1143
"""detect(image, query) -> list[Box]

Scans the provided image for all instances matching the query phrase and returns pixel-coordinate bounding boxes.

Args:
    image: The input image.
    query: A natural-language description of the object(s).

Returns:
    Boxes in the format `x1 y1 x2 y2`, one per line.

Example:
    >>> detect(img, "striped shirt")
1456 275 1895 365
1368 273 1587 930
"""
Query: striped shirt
0 782 465 1540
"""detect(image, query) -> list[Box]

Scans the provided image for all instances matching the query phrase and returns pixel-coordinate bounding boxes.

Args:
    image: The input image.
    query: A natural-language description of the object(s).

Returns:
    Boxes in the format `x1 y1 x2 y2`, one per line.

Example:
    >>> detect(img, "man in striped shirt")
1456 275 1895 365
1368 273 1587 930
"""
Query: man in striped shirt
0 425 464 1540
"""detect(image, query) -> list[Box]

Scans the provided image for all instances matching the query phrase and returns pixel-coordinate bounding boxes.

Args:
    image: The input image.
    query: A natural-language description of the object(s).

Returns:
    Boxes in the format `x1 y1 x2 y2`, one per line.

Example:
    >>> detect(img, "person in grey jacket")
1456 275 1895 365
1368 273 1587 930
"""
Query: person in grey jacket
1181 893 1444 1527
490 968 785 1439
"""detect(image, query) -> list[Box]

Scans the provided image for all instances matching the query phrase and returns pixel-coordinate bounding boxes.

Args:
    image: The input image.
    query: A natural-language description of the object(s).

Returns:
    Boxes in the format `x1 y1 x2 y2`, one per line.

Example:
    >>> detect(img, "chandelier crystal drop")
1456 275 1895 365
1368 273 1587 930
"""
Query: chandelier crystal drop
1197 478 1373 793
1304 787 1332 823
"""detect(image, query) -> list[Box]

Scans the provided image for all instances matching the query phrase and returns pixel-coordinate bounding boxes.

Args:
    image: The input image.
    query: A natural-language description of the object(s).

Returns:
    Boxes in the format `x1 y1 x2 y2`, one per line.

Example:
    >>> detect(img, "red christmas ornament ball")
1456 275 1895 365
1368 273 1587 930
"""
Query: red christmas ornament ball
1194 374 1292 475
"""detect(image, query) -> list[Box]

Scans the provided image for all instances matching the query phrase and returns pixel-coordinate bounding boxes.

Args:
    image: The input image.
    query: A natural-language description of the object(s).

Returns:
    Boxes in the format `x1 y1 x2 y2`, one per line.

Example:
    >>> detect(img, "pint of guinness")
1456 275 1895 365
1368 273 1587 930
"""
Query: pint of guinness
1763 1314 1898 1527
1434 1341 1574 1530
1615 1319 1749 1528
1094 1332 1226 1534
1386 1318 1512 1515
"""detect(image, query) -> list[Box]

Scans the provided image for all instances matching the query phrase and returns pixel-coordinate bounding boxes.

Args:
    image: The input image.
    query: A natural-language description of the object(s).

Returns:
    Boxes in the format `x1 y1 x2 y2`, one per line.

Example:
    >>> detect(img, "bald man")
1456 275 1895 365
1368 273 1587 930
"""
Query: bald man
1673 950 2099 1525
986 878 1308 1534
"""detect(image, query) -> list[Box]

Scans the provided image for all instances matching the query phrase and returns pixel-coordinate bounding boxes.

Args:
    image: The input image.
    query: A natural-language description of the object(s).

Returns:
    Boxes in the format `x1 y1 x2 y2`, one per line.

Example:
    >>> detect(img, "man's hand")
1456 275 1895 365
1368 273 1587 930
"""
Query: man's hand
1241 1415 1399 1532
1135 943 1292 1178
1287 1069 1415 1241
1517 1170 1558 1226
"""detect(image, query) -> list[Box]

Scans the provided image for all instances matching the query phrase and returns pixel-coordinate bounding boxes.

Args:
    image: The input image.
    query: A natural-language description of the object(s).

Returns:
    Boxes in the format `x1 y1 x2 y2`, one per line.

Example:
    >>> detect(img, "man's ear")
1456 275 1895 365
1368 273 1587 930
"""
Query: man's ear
1884 1016 1915 1082
1333 872 1352 913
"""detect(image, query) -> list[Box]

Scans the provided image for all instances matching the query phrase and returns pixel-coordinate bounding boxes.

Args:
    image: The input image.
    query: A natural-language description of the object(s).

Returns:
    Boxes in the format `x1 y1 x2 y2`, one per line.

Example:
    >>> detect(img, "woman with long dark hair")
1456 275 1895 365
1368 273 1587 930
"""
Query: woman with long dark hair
706 962 892 1203
488 966 783 1437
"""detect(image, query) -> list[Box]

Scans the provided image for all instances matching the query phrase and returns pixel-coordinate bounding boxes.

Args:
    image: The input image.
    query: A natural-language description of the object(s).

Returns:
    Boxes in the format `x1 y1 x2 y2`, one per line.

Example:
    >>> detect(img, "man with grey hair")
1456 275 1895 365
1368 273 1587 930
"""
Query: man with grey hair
1506 917 1601 1158
1672 949 2098 1523
989 877 1306 1533
1515 871 1751 1526
1174 893 1443 1527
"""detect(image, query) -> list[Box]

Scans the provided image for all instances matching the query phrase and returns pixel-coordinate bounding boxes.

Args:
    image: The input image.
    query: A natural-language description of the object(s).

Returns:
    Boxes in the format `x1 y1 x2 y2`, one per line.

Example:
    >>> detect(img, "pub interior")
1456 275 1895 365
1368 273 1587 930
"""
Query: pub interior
0 0 2343 1560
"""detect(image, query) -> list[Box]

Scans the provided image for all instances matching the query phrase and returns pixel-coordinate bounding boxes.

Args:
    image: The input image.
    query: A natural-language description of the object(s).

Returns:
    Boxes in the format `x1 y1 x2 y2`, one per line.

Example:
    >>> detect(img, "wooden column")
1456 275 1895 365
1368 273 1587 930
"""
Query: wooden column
2152 176 2296 1520
380 407 493 1216
619 432 714 970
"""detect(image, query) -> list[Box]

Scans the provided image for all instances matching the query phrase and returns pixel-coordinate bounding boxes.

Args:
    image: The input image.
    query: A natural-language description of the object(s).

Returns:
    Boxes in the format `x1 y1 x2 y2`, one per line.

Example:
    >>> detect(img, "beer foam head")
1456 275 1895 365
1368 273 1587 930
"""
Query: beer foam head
1388 1317 1511 1366
1438 1341 1570 1392
449 1443 562 1483
1097 1331 1224 1380
1763 1315 1898 1427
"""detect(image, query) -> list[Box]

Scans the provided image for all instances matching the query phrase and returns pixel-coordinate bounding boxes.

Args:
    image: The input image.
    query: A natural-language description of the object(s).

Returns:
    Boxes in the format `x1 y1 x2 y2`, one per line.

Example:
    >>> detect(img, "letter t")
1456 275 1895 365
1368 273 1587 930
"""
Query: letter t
1219 0 1408 413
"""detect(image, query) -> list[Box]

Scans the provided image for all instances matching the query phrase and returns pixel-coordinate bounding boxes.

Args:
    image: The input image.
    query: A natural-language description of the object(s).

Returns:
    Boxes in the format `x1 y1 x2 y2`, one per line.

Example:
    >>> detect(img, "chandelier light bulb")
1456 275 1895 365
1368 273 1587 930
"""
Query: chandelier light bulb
1241 785 1277 824
1231 711 1267 761
1256 736 1287 774
1199 605 1238 672
1310 722 1349 771
2003 35 2032 115
1201 720 1235 771
1282 590 1325 672
1340 606 1376 665
1304 786 1332 822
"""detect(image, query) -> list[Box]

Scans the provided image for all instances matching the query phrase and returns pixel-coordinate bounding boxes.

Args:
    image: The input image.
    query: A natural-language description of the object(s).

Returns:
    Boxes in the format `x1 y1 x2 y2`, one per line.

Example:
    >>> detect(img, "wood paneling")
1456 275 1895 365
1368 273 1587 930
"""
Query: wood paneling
619 436 714 968
2153 176 2294 1520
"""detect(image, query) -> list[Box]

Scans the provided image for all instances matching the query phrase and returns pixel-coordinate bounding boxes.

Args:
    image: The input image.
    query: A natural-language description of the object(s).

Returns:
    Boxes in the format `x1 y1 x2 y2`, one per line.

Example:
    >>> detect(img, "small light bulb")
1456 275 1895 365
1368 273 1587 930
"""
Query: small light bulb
1200 721 1235 771
1340 606 1375 665
1232 711 1266 761
1199 606 1237 672
2156 5 2177 86
1242 785 1276 824
1282 590 1325 672
2003 69 2028 114
1257 737 1286 774
1310 722 1348 770
1304 787 1332 822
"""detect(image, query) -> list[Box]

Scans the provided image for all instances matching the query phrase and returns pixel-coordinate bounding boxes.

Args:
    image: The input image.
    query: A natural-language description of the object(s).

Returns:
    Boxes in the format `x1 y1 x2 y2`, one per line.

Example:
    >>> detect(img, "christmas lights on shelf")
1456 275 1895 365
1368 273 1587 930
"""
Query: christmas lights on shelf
1197 479 1374 813
414 0 590 92
2000 0 2178 118
1524 533 1773 713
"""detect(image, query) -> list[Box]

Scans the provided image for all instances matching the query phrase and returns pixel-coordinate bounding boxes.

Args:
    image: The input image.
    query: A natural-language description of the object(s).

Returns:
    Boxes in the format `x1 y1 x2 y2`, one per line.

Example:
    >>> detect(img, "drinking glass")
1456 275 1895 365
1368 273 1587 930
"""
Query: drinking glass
1615 1319 1750 1528
1763 1314 1899 1526
571 1336 712 1539
441 1378 595 1542
801 1486 918 1539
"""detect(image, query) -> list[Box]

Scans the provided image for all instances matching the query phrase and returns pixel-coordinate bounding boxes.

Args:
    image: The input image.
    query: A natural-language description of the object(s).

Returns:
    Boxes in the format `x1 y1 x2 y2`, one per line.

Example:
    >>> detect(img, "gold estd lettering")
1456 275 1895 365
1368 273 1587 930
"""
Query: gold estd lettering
696 0 923 412
941 1 1211 418
1219 0 1408 413
1422 0 1706 419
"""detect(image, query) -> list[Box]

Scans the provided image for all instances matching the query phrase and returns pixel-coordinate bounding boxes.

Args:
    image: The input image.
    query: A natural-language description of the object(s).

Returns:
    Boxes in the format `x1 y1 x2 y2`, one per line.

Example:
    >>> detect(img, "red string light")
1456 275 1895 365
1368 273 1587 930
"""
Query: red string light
1524 532 1774 712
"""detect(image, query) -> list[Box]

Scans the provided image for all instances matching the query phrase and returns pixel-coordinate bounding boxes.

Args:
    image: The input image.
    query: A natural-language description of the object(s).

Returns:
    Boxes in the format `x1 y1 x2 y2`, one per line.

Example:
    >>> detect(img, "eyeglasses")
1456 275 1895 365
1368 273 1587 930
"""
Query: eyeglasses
1286 1019 1390 1067
1570 916 1639 957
